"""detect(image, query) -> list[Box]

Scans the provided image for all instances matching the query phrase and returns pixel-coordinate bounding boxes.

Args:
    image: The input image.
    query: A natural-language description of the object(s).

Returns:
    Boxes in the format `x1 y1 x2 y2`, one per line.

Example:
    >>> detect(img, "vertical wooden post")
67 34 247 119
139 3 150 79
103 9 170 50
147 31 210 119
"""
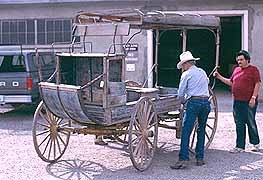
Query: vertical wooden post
215 29 220 68
122 56 125 83
35 48 43 82
103 57 108 108
154 30 159 88
55 55 60 84
182 29 187 52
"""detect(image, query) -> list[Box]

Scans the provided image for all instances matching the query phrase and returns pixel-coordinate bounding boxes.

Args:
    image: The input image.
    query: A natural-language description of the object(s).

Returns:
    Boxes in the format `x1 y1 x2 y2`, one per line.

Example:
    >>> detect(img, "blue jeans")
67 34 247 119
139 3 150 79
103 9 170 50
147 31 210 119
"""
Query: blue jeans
179 99 211 160
233 100 260 149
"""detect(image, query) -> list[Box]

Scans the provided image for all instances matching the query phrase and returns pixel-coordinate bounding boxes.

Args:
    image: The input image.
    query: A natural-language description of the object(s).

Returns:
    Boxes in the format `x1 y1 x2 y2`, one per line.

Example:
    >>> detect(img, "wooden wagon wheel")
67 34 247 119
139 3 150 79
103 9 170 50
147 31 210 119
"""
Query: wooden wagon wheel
32 101 71 163
112 80 142 144
189 87 218 152
128 97 158 171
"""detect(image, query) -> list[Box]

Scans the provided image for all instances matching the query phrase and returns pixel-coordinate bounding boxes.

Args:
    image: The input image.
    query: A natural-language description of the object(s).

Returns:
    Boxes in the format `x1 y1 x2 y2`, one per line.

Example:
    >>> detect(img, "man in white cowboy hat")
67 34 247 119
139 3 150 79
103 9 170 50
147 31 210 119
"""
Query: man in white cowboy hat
170 51 211 169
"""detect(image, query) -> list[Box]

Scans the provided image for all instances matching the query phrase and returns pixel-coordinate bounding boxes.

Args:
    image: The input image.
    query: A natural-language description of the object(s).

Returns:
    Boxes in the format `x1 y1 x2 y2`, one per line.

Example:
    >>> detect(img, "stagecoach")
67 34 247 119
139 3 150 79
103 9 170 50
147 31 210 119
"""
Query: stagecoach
32 10 220 171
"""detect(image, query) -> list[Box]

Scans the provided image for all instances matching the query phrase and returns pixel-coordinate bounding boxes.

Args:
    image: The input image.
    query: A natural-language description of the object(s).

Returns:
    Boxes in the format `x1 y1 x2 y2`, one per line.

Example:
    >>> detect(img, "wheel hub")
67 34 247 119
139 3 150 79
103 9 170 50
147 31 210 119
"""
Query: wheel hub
50 125 58 137
142 130 154 138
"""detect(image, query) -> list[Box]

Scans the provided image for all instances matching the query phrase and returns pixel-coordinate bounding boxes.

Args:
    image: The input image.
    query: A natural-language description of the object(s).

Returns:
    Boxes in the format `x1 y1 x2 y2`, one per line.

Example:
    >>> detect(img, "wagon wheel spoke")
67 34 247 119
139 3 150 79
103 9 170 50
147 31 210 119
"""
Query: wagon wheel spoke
129 97 158 171
55 135 62 154
145 137 154 149
206 124 213 130
144 140 153 162
43 136 51 155
146 104 152 120
48 138 53 160
38 134 50 148
134 119 143 132
139 141 146 164
133 130 142 136
37 122 50 128
147 121 158 130
132 135 142 144
39 110 51 125
36 129 50 136
147 111 154 123
144 139 153 159
205 131 211 141
57 132 67 147
190 125 197 149
32 101 71 163
59 130 70 137
133 138 143 157
53 138 57 159
57 117 63 125
60 122 70 127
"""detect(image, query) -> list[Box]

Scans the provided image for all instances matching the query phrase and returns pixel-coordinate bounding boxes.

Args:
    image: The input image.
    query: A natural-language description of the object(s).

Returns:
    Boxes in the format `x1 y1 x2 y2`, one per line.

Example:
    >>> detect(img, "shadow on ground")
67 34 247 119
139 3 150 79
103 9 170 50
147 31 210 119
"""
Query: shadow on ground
46 142 263 180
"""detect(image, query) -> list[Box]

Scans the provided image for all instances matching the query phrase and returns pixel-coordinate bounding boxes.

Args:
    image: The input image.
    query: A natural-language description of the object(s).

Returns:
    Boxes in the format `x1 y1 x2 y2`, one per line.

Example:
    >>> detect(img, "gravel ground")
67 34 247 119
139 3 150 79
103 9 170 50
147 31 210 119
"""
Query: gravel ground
0 90 263 180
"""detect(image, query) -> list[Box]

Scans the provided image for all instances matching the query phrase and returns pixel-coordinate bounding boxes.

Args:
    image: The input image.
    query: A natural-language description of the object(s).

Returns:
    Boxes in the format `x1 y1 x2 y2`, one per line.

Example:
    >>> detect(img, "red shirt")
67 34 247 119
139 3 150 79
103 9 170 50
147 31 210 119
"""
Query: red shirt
230 65 261 101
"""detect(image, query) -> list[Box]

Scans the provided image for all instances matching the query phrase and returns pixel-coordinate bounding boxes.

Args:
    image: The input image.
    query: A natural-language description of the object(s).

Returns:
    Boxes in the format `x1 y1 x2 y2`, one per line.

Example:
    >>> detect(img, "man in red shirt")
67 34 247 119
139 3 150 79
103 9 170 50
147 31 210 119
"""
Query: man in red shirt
214 50 261 153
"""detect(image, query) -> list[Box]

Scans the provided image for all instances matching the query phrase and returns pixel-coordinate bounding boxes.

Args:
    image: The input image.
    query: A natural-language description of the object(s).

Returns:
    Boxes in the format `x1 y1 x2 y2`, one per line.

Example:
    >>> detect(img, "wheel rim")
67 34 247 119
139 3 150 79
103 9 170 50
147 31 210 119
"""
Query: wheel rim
128 97 158 171
32 101 71 163
189 88 218 152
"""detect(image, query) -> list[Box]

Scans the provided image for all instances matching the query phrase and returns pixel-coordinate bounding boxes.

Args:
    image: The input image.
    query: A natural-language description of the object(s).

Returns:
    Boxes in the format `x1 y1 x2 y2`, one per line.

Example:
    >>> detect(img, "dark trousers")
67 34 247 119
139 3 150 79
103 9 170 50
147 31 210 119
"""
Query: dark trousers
179 99 211 160
233 100 260 149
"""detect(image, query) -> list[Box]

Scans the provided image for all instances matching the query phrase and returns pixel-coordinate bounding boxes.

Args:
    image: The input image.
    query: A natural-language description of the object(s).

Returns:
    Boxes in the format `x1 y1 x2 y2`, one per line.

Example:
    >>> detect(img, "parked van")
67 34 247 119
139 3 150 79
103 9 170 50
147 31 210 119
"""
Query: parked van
0 45 55 112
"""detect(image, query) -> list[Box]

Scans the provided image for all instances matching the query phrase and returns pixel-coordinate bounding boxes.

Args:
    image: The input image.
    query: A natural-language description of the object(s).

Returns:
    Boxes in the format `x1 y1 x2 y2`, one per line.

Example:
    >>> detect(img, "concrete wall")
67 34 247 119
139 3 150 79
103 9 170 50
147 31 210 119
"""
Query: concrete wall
250 4 263 88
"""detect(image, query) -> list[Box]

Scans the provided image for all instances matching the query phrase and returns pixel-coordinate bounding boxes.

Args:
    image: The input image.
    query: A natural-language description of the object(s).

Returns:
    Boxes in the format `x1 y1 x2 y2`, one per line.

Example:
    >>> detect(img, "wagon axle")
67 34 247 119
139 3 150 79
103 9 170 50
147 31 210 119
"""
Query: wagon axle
59 126 128 136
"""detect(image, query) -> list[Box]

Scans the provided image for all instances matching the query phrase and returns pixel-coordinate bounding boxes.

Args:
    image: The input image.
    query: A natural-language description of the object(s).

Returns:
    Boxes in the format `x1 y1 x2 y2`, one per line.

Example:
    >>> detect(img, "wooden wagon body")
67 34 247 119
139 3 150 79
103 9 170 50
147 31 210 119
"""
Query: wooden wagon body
32 10 220 171
39 52 180 125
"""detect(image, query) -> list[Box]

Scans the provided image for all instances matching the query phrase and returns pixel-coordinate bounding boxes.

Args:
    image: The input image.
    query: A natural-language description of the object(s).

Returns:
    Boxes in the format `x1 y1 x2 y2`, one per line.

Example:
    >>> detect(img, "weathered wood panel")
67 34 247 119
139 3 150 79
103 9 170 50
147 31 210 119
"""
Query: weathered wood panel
83 104 106 124
58 84 95 123
107 82 126 107
154 96 181 114
111 105 133 119
39 82 69 119
142 14 220 29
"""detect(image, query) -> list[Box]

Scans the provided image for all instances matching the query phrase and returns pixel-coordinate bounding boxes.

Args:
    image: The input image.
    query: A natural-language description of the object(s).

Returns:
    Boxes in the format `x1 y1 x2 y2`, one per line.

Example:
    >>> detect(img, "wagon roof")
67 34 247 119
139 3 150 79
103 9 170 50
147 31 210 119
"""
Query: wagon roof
75 11 220 30
139 13 220 30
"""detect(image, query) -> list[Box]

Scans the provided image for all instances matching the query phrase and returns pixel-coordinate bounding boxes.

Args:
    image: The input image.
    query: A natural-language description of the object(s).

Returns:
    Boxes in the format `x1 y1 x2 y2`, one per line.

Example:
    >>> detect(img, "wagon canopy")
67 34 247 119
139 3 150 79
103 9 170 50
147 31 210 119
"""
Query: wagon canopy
139 13 220 30
74 11 221 30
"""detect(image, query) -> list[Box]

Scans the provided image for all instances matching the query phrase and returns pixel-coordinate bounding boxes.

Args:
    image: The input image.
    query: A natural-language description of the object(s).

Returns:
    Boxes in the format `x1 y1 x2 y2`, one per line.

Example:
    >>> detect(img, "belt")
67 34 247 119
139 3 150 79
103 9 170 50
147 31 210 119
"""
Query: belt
190 96 209 100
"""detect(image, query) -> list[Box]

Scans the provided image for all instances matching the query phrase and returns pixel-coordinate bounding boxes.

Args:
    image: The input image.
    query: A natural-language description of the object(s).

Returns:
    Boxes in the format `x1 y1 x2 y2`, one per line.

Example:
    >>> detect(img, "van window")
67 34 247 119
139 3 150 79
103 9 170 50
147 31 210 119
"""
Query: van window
0 55 26 72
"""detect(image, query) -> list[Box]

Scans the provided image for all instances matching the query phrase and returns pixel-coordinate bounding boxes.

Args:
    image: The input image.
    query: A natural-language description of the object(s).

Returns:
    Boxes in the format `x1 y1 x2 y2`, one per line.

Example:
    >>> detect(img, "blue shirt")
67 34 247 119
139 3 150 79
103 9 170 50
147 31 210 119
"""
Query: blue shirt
178 65 209 102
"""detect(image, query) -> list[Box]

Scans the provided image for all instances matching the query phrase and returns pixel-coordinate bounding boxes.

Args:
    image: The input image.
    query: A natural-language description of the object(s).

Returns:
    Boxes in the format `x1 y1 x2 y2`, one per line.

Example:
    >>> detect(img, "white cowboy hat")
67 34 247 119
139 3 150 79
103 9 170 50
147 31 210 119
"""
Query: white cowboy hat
177 51 200 69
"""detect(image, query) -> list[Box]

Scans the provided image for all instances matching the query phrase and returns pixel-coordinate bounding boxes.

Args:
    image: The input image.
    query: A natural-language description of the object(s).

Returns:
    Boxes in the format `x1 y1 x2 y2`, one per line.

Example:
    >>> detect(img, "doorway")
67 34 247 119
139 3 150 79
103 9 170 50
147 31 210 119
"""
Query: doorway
156 16 242 89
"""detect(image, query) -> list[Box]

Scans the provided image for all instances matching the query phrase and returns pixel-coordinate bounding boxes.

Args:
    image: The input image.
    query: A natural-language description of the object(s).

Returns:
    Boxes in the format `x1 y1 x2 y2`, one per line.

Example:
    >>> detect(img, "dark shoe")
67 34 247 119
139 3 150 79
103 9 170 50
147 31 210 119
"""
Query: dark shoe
170 160 188 169
251 144 260 152
196 159 205 166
